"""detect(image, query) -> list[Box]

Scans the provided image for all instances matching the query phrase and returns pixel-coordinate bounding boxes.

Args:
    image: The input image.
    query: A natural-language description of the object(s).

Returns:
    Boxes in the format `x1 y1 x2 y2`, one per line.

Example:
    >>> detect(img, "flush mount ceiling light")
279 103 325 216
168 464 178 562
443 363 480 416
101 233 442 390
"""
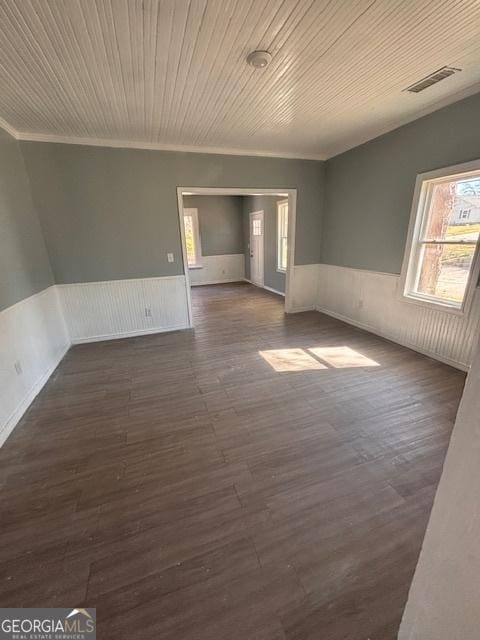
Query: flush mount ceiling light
246 50 272 69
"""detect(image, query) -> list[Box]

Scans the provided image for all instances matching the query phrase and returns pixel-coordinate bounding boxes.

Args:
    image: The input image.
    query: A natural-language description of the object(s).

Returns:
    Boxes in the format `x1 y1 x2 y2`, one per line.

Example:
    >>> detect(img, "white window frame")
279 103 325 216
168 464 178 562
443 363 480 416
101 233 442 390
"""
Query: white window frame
183 208 203 268
276 199 289 273
400 159 480 316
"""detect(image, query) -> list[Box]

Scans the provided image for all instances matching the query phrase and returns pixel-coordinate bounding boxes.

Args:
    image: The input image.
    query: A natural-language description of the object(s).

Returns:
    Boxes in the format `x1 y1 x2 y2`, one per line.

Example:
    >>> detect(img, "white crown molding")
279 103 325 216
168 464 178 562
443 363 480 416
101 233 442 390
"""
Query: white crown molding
0 115 18 139
3 79 480 161
13 130 326 162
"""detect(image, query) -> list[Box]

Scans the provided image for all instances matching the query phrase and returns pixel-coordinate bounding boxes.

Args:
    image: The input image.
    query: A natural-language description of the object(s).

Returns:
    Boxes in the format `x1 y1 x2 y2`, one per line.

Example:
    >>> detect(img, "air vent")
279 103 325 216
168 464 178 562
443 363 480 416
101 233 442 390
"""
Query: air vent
404 66 461 93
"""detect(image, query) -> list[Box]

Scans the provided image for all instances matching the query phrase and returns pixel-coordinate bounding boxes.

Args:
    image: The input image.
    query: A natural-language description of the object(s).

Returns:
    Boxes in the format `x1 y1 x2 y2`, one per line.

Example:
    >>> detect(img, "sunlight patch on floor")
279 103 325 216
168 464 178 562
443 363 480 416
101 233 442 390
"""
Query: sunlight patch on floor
259 349 327 372
308 346 380 368
259 346 380 371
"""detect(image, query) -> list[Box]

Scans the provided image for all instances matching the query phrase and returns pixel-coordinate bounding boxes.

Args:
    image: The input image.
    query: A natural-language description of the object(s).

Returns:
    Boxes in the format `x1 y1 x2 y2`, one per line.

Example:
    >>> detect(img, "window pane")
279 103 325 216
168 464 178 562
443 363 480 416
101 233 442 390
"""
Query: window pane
423 178 480 243
415 243 476 304
184 215 196 266
253 219 262 235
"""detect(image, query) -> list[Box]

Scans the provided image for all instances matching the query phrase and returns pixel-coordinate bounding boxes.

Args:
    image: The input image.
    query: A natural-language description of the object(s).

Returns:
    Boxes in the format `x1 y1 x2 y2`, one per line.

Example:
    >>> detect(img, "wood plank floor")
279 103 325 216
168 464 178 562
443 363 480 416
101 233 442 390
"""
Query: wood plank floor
0 283 465 639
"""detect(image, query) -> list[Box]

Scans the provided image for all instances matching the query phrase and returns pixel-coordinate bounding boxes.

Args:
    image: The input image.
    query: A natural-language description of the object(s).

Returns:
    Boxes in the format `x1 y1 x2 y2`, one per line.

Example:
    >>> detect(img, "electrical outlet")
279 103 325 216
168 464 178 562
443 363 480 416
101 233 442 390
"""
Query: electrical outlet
145 307 152 318
167 253 174 263
14 360 22 375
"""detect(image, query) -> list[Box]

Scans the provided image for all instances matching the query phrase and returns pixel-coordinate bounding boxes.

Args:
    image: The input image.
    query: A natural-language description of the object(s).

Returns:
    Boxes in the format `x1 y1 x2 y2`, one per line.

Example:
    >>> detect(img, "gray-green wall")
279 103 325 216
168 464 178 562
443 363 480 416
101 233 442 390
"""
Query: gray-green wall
0 129 53 312
322 91 480 274
243 195 286 294
21 142 323 284
182 195 243 256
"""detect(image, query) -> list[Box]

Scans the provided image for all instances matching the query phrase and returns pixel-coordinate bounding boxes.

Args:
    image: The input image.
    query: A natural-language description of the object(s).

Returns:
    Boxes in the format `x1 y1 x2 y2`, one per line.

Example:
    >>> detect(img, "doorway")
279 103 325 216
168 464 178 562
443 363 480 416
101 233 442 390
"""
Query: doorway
176 187 297 327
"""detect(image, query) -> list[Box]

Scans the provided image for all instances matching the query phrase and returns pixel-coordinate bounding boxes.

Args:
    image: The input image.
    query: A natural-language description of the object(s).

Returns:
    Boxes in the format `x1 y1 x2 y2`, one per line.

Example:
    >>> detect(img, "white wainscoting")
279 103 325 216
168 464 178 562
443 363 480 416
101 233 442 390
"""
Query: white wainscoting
59 275 190 344
189 254 245 286
317 264 480 370
287 264 321 313
0 286 70 446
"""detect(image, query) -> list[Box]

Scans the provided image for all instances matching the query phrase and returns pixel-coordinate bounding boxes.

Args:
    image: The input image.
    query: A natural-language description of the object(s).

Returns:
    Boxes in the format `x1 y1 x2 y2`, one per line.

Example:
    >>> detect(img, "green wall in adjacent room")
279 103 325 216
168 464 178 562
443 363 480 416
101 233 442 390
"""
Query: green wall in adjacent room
242 195 287 294
182 195 244 256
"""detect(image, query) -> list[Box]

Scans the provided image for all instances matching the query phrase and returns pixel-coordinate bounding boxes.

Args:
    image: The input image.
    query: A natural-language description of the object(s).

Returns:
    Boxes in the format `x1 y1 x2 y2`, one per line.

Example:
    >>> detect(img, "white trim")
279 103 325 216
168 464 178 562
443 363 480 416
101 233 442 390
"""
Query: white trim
400 158 480 316
176 191 194 328
14 130 325 161
321 264 399 278
177 187 297 320
284 191 297 313
1 283 55 311
243 278 285 297
70 323 189 345
5 81 480 162
316 304 469 372
0 116 18 139
276 199 289 273
290 305 317 313
179 187 294 196
191 279 243 286
56 274 185 288
263 284 285 297
0 343 69 447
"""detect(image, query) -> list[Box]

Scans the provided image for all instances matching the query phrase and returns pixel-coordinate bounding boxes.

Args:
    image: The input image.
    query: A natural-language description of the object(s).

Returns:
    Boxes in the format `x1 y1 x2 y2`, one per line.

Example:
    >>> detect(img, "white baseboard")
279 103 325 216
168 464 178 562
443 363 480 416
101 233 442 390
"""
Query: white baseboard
0 343 69 446
263 284 285 297
289 305 317 313
71 323 190 344
242 278 285 297
316 305 469 372
191 279 243 286
0 286 70 447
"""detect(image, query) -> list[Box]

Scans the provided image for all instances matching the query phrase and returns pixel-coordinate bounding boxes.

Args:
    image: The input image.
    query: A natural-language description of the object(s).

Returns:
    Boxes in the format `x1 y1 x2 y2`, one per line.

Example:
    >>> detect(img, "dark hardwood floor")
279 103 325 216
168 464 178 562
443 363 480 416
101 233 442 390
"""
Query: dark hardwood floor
0 283 465 639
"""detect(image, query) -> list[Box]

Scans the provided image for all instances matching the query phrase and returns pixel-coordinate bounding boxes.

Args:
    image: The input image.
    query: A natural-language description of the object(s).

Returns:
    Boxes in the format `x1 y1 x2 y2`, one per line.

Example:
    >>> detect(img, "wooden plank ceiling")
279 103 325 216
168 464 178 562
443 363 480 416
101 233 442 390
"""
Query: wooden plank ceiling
0 0 479 159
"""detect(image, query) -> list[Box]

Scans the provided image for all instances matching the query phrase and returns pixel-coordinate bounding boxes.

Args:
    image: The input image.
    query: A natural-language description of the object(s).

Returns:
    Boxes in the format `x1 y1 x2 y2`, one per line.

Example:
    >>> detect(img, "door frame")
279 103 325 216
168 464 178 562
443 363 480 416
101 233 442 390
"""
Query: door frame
176 187 297 327
249 210 265 287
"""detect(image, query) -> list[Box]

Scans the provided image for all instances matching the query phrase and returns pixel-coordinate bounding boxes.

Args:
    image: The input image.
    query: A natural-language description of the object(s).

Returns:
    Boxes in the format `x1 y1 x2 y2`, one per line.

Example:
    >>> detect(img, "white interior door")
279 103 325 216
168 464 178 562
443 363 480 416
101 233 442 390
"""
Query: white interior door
249 211 264 286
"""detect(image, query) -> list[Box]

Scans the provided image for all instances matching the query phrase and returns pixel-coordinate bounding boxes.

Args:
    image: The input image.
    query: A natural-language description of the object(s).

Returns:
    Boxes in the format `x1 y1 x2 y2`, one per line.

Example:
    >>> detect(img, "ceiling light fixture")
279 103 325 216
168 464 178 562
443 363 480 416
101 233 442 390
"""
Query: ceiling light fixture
247 50 272 69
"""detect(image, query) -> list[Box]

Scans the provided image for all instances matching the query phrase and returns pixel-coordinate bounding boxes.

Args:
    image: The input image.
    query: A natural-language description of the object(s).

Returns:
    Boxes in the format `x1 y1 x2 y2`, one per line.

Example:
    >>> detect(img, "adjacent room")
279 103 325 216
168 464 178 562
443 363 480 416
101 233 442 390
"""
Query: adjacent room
179 189 292 320
1 2 480 639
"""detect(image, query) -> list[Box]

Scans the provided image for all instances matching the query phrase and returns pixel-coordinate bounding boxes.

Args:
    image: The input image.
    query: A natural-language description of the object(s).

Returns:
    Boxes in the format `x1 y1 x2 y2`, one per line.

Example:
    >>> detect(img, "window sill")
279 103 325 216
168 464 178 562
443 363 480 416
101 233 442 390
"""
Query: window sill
276 268 287 274
401 292 466 316
188 264 203 270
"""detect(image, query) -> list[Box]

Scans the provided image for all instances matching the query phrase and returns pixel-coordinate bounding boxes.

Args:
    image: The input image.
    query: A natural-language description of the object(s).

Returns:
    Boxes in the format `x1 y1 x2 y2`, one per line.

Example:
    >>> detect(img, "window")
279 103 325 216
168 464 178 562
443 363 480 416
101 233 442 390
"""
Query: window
183 208 202 267
402 163 480 313
277 200 289 272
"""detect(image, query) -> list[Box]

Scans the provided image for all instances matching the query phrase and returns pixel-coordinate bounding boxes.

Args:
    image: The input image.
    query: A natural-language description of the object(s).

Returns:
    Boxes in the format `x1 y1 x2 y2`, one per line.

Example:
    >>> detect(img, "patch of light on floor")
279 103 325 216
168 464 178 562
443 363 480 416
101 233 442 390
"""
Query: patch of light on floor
259 348 327 372
308 346 379 368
